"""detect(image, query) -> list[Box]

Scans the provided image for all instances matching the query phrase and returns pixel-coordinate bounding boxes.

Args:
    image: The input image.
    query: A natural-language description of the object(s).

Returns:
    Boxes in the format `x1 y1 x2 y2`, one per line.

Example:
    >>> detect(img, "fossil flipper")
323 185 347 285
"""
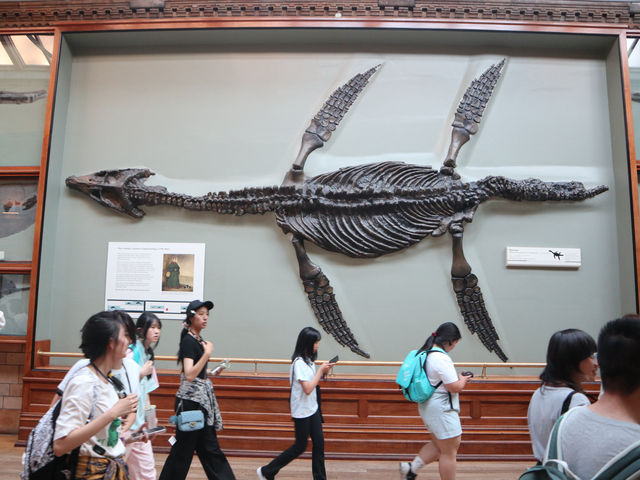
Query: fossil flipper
441 59 505 177
284 65 381 185
451 232 507 361
292 236 369 358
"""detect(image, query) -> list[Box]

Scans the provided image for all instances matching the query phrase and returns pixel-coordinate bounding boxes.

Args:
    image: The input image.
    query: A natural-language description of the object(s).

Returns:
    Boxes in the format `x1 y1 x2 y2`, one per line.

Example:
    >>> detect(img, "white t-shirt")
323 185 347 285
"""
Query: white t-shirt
290 357 317 419
527 385 590 461
54 367 126 458
425 350 458 393
58 358 140 397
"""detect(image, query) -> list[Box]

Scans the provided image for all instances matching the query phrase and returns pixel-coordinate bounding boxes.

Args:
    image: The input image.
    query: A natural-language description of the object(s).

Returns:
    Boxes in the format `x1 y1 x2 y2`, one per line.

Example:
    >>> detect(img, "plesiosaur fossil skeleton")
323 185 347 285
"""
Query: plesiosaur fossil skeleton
66 61 607 360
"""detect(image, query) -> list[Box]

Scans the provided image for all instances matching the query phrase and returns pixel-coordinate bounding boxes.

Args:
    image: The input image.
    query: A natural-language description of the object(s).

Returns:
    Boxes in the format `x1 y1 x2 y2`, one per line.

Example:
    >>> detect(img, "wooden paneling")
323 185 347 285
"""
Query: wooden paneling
17 372 600 460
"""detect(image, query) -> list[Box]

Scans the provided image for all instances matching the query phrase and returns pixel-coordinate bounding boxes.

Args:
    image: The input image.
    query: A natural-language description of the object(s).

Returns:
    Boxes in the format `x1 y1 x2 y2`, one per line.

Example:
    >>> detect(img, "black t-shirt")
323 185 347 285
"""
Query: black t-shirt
180 334 208 380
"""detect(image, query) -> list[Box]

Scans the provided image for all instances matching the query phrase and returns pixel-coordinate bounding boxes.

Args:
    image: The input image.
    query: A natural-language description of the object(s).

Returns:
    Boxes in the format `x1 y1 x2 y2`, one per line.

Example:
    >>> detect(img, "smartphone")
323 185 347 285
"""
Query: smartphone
329 355 339 363
131 426 166 439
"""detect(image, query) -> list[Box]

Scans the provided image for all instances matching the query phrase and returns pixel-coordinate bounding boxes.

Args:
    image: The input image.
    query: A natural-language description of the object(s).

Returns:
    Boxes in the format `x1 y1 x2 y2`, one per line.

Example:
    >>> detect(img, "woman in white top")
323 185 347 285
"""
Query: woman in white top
400 322 472 480
257 327 335 480
53 311 139 480
126 312 162 480
527 328 598 462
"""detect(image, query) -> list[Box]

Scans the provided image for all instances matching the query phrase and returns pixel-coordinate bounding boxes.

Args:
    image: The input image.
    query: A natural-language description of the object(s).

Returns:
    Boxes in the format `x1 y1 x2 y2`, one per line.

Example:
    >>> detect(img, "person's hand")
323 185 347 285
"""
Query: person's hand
110 394 138 419
319 361 335 375
202 340 214 356
122 423 150 444
459 372 473 384
140 361 153 377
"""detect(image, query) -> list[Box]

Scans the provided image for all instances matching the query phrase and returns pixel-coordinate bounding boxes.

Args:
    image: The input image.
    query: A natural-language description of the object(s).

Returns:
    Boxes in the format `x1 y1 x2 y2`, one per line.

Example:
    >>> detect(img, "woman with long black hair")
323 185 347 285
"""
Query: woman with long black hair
125 312 162 480
53 311 139 480
400 322 472 480
158 300 236 480
257 327 335 480
527 328 598 463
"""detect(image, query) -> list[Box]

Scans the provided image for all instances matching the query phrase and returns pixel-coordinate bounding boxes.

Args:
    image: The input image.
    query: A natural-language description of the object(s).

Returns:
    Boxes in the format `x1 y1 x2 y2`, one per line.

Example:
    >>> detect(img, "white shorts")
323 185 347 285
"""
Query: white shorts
418 390 462 440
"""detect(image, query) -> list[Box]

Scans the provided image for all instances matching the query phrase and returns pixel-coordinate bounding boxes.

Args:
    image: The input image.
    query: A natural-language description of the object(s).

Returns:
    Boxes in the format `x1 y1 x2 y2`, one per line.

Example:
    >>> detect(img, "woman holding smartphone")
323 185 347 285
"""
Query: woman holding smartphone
399 322 472 480
158 299 235 480
257 327 336 480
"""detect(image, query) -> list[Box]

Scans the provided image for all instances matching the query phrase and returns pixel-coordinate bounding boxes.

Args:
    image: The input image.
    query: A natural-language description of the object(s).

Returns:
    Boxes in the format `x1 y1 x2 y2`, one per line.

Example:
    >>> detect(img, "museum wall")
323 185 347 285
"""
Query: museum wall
34 28 633 372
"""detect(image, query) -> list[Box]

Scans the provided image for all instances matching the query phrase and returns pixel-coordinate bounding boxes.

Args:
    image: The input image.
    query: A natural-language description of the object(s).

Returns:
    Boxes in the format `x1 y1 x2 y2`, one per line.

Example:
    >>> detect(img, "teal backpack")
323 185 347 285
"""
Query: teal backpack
519 408 640 480
395 347 446 403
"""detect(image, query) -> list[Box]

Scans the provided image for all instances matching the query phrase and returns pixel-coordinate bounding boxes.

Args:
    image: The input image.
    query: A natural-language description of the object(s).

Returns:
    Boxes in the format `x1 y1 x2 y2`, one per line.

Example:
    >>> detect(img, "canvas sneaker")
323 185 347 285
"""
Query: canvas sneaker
399 461 417 480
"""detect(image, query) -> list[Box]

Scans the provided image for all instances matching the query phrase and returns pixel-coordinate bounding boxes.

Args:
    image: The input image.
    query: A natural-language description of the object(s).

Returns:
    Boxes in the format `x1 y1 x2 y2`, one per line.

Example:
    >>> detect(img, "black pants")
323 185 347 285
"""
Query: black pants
158 400 235 480
261 410 326 480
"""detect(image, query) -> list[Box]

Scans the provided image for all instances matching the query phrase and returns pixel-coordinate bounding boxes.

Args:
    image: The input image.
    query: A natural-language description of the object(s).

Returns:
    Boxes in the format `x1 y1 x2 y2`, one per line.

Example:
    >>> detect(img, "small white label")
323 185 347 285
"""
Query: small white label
506 247 581 268
0 251 5 260
168 435 176 446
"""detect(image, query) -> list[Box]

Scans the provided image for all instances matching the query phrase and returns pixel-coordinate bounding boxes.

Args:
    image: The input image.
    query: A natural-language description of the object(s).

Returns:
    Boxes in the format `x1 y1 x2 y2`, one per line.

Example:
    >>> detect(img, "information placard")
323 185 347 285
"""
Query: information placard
105 242 205 319
506 246 581 268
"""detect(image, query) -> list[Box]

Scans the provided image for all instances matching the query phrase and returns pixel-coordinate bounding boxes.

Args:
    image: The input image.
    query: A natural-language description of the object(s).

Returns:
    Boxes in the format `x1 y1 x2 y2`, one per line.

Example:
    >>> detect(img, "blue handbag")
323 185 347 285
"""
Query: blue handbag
170 401 205 432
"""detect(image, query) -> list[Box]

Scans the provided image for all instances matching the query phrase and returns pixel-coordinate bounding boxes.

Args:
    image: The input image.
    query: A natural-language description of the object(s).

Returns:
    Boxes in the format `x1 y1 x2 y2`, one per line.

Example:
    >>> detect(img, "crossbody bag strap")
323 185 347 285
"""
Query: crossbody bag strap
560 390 578 415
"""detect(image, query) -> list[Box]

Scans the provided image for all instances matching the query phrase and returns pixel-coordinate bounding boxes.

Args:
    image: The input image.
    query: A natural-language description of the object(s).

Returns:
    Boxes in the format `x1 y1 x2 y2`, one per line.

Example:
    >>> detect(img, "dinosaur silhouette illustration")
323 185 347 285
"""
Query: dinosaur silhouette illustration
65 61 608 361
549 250 564 260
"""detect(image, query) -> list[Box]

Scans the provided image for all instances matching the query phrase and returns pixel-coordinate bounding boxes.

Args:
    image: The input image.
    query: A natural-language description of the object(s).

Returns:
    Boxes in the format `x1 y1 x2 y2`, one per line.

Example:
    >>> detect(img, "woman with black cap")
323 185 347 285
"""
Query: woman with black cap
158 299 236 480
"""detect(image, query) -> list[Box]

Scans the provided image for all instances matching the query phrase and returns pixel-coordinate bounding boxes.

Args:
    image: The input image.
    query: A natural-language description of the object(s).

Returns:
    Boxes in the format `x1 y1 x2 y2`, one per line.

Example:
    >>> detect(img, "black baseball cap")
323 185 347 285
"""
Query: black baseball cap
187 299 214 314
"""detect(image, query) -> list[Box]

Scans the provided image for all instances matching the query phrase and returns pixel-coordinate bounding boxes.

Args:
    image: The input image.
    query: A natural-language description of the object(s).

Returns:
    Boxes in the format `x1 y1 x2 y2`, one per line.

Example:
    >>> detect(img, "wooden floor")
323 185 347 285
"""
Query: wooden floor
3 434 531 479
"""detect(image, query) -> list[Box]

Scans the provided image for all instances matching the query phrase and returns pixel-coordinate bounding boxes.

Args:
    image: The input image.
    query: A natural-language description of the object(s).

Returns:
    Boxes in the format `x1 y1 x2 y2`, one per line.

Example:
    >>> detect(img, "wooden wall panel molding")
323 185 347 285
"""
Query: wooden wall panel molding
16 372 600 459
1 0 639 30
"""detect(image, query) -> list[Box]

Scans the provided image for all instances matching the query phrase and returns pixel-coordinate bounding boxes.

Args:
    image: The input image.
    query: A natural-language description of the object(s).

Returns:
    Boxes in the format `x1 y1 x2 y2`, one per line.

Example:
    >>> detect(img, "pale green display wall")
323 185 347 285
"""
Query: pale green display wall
36 28 634 373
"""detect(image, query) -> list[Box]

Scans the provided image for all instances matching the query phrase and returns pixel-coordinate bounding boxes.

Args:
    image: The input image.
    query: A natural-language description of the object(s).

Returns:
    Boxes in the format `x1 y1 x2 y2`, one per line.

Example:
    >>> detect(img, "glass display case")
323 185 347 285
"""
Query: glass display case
0 34 53 167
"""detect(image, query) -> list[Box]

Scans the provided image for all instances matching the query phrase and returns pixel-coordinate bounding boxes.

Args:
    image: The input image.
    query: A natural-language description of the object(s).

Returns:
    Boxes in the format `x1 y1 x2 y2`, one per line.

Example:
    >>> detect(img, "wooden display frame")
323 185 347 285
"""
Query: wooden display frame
3 2 639 459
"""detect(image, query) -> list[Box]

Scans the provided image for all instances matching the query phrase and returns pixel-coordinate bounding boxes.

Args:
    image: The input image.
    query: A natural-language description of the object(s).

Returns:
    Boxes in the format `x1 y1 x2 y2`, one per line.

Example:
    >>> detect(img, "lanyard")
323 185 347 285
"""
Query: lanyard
90 362 129 399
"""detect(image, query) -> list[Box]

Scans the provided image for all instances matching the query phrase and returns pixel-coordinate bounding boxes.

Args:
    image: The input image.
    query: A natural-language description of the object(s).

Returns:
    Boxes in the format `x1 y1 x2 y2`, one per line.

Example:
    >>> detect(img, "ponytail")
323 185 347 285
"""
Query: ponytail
417 322 461 353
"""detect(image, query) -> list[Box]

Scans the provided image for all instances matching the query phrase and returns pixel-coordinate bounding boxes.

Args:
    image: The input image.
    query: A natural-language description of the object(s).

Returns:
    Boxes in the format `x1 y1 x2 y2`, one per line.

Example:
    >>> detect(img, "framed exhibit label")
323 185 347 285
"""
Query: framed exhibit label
105 242 205 320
